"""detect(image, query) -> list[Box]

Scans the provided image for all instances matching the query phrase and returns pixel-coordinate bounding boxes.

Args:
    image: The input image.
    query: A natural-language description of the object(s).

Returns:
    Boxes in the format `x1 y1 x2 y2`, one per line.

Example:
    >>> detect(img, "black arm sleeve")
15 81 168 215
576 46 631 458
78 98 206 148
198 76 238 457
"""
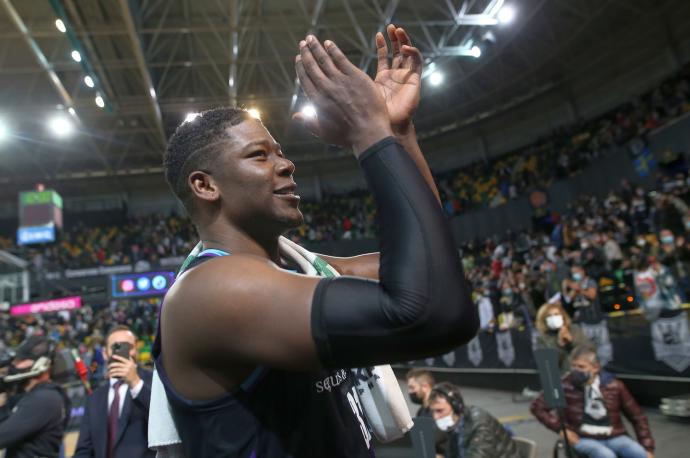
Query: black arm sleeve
311 137 478 368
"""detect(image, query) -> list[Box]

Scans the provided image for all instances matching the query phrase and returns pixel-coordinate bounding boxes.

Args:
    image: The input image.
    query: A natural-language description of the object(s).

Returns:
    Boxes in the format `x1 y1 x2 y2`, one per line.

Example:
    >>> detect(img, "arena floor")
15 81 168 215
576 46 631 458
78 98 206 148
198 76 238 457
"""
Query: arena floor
375 384 690 458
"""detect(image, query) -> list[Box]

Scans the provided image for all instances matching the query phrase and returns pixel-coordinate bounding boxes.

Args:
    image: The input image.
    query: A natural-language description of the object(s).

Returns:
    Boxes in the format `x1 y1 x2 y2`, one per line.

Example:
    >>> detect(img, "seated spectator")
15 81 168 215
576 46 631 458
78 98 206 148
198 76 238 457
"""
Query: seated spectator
535 301 593 373
531 347 654 458
405 369 435 417
429 382 518 458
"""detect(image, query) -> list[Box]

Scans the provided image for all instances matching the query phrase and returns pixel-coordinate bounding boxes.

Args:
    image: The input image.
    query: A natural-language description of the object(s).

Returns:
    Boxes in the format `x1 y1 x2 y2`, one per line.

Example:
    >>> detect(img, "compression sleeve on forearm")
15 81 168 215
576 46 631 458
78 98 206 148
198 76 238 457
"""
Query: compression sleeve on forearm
311 136 478 368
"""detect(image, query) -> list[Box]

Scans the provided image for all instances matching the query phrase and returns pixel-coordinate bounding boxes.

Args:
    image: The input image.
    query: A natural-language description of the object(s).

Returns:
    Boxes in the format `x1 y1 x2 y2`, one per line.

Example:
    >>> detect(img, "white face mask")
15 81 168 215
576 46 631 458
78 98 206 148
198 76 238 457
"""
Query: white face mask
435 414 456 432
546 314 564 330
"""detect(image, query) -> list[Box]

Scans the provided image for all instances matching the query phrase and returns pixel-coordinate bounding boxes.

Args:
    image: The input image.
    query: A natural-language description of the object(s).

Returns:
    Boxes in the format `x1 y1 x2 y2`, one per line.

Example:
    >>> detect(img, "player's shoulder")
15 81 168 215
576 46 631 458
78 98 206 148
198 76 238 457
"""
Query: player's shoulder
165 254 279 309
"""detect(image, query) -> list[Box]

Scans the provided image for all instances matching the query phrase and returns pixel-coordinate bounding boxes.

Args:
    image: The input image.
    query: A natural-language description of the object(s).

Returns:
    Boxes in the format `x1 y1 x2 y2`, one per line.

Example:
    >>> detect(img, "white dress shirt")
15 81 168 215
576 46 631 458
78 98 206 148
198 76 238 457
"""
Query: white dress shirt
108 378 144 416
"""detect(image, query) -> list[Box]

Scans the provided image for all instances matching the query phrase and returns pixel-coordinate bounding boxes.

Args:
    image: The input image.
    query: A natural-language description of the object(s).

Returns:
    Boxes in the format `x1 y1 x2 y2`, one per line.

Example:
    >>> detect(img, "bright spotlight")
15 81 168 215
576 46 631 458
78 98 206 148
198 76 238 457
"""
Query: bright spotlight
0 122 8 141
71 50 82 62
68 107 76 116
95 95 105 108
497 5 515 24
48 116 74 138
247 108 261 119
149 87 156 98
83 75 94 88
301 104 316 118
184 112 199 123
470 45 482 58
428 71 444 86
55 19 66 33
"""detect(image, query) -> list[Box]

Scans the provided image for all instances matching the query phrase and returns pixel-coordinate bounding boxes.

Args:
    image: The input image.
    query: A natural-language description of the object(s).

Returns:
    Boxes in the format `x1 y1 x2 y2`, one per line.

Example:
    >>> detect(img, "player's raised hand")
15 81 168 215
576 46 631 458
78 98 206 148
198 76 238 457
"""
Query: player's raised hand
293 35 392 155
374 25 423 133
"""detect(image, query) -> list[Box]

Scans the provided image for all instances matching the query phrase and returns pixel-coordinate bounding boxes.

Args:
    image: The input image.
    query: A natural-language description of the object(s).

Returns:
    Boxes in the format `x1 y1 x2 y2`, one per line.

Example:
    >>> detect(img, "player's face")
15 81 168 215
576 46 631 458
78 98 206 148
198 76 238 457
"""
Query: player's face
214 119 303 231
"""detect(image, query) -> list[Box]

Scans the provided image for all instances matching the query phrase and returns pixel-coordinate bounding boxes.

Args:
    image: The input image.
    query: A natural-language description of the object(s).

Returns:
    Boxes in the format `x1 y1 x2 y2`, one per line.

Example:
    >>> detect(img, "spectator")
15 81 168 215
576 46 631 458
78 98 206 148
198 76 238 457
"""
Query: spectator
75 325 154 458
562 265 602 322
405 369 436 417
657 228 690 299
531 347 654 458
429 382 518 458
535 302 593 373
633 255 683 321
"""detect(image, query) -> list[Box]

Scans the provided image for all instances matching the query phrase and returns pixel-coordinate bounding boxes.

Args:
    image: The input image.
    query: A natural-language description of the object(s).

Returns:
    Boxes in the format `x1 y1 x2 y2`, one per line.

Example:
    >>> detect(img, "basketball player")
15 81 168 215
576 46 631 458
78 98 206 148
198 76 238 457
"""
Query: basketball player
154 26 478 457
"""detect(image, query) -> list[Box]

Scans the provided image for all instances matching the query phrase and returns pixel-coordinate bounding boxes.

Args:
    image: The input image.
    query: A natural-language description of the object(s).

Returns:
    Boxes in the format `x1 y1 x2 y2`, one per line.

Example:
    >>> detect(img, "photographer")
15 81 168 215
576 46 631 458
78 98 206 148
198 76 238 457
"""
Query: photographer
74 325 153 458
0 336 70 458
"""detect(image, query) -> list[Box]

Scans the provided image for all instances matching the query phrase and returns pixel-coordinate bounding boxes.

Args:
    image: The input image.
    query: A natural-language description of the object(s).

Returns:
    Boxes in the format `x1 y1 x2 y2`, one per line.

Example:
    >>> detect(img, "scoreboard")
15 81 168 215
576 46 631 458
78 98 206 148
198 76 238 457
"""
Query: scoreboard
17 189 63 245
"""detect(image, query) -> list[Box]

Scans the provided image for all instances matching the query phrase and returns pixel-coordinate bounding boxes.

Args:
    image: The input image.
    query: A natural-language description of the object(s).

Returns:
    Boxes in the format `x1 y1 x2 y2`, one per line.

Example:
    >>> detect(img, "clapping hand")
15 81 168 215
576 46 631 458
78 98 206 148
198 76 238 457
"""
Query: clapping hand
374 25 423 134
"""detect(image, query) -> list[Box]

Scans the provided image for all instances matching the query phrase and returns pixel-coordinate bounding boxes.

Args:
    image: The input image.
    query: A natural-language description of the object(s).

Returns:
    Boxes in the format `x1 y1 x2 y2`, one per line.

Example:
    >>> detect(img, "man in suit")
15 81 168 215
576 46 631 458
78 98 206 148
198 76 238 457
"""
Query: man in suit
74 325 154 458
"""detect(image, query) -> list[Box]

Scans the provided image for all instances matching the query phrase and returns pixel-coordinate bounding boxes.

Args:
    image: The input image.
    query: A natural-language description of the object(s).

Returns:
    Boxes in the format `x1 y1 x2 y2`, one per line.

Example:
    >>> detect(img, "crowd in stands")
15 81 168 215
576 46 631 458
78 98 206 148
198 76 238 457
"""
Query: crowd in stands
0 67 689 383
1 63 689 260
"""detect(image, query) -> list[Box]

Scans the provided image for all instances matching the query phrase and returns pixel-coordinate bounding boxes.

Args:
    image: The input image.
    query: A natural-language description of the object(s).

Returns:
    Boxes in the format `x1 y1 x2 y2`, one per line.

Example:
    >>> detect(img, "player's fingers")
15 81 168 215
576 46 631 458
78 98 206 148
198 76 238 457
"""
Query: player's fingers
300 38 331 90
324 40 357 75
387 24 401 67
375 32 389 74
401 45 423 74
306 34 340 77
295 55 319 101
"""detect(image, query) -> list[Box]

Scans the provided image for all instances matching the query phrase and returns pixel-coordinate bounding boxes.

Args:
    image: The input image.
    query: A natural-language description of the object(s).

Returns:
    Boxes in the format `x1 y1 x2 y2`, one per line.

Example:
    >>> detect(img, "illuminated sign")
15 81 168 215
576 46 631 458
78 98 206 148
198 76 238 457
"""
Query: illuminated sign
111 271 175 298
11 296 81 316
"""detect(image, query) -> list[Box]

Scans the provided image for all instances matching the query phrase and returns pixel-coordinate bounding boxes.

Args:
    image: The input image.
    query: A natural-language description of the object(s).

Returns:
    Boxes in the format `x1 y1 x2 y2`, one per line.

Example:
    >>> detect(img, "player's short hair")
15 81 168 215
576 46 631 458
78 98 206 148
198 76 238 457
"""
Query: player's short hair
405 368 436 386
164 107 252 215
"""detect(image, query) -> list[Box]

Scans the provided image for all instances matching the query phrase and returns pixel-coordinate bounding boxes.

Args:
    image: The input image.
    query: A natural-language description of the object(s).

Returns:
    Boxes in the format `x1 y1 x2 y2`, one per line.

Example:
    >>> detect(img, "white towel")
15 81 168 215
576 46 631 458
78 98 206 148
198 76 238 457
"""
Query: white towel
148 237 412 456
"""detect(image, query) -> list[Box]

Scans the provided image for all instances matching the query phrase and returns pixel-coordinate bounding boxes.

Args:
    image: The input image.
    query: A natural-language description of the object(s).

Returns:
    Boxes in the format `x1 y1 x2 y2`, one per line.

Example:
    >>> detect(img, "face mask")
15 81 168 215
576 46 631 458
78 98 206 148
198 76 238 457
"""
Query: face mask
636 239 646 247
435 414 456 432
662 235 675 245
502 289 513 296
409 392 423 405
572 272 583 282
570 369 591 387
580 242 589 250
546 314 564 330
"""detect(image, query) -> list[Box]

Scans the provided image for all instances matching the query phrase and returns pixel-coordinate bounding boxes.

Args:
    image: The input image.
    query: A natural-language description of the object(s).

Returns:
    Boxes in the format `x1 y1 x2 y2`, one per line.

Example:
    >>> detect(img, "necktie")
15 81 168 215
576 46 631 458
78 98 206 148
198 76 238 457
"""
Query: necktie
108 380 124 458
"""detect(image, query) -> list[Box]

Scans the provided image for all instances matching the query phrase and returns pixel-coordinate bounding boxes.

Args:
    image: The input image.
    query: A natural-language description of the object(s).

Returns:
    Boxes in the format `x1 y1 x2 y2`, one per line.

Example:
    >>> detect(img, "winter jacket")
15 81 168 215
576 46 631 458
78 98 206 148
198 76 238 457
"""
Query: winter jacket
530 371 654 452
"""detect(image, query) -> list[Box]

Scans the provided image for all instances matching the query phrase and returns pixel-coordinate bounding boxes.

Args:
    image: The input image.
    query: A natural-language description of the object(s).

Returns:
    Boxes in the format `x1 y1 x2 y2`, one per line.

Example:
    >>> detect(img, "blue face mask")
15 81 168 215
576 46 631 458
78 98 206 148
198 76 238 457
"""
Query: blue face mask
572 272 583 282
661 235 675 245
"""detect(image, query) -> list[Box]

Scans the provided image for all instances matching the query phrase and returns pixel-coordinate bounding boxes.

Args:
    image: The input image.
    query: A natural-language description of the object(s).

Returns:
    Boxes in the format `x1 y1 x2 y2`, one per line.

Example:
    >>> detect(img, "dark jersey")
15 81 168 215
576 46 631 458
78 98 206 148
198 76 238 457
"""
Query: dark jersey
153 249 373 458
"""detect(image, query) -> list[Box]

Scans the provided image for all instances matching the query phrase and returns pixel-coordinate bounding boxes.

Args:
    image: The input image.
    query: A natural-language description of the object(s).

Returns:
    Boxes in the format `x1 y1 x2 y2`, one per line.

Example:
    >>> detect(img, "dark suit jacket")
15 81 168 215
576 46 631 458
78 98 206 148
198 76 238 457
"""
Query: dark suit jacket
74 368 155 458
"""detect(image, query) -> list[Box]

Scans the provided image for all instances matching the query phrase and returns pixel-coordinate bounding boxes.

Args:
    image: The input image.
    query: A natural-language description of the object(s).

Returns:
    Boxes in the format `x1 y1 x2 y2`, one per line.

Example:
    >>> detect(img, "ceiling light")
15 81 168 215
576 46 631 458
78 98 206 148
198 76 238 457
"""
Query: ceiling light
0 121 8 141
84 75 94 88
55 19 66 33
71 50 82 62
68 107 76 116
301 104 316 118
247 108 261 119
149 88 156 98
95 95 105 108
497 5 515 24
184 112 199 123
48 116 74 138
428 71 444 86
470 45 482 58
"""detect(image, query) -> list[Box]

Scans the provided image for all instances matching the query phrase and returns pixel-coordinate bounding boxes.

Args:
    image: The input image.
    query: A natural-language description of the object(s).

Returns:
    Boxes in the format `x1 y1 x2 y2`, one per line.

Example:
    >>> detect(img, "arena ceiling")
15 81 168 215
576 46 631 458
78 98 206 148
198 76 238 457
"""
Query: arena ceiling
0 0 689 186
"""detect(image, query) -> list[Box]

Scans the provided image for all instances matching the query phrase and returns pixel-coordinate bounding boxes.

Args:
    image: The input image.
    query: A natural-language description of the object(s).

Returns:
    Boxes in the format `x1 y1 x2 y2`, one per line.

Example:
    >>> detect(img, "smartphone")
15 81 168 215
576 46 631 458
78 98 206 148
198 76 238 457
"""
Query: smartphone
109 342 132 364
